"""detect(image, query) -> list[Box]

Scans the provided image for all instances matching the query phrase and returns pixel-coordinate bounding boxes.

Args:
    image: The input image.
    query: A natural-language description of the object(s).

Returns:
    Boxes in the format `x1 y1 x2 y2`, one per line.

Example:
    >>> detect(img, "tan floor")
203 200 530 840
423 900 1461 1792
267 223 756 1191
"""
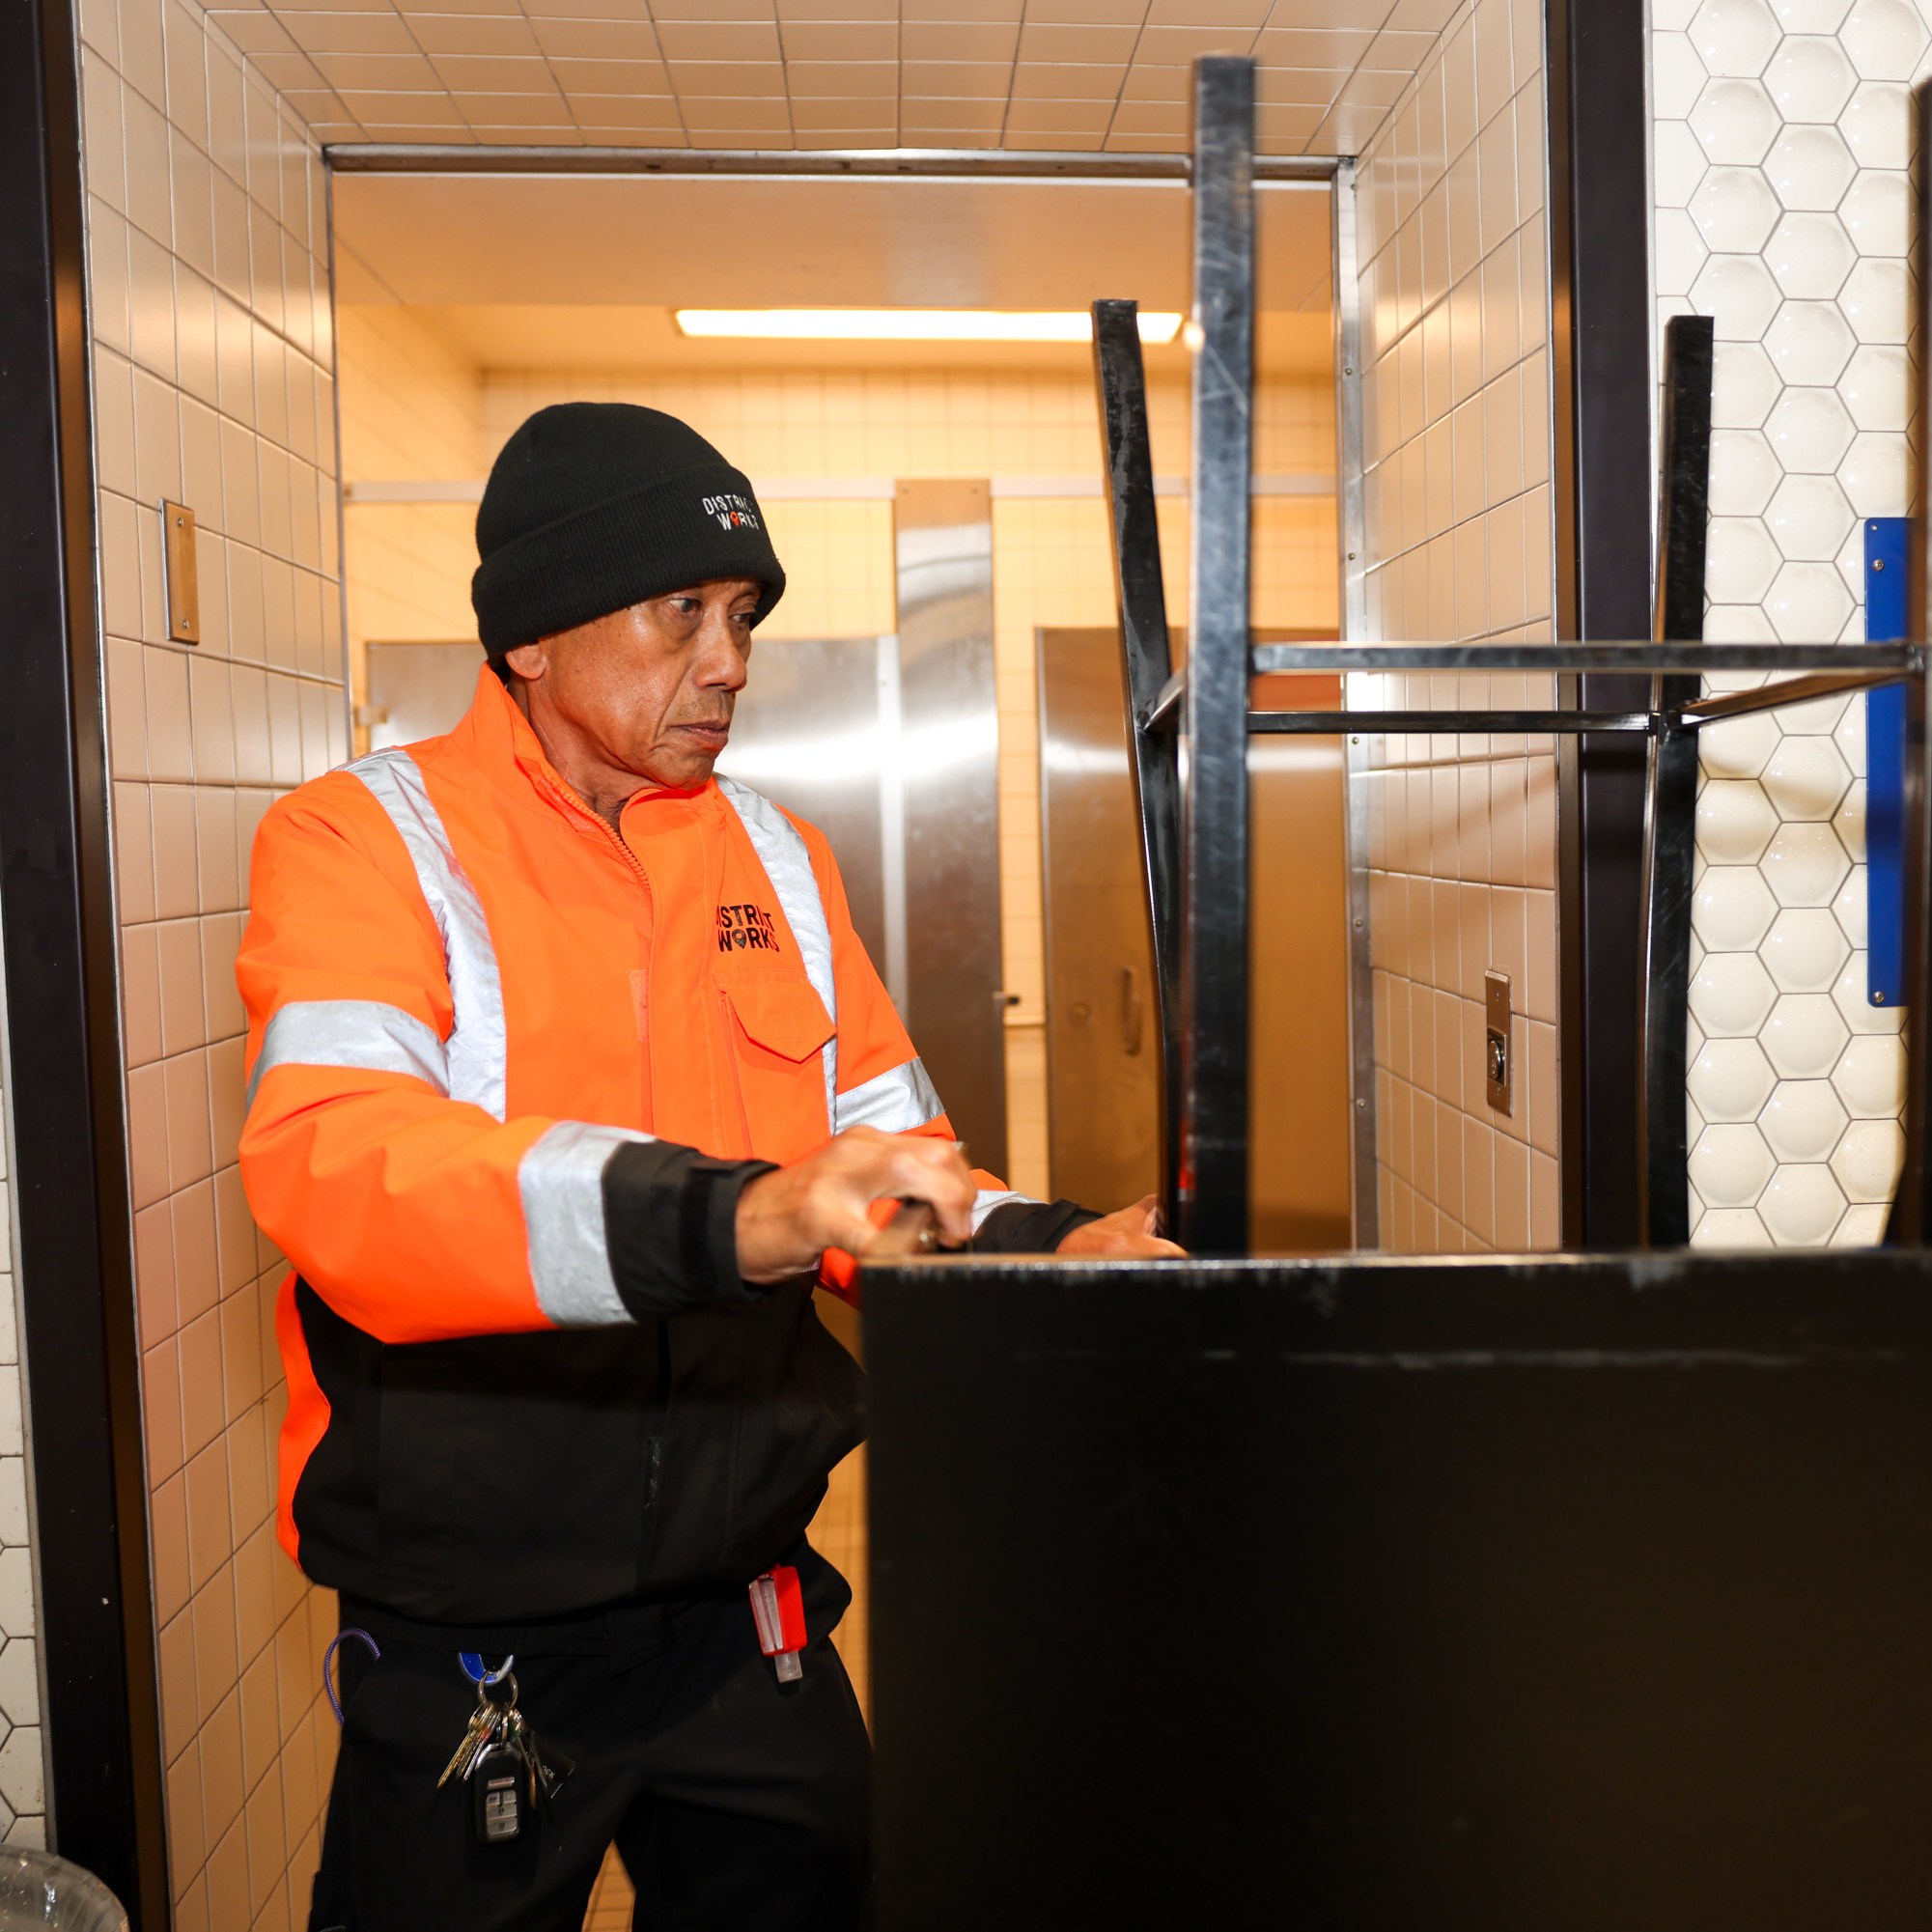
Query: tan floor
580 1442 870 1928
582 1848 634 1931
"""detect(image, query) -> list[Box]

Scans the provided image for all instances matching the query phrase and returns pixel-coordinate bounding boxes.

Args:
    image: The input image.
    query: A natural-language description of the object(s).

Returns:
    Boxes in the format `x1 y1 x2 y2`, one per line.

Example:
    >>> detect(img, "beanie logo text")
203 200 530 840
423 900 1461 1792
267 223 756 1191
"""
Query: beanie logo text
701 492 763 533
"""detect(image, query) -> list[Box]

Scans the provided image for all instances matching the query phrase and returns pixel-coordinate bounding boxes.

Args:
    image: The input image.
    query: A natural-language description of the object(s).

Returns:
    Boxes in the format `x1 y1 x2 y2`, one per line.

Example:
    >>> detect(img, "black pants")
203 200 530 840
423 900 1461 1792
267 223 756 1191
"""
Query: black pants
310 1550 869 1931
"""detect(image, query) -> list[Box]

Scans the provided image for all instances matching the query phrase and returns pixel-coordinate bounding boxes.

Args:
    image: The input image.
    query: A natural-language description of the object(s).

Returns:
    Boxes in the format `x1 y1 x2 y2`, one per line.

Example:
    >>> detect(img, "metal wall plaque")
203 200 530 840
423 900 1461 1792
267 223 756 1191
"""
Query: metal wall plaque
160 500 198 644
1485 969 1513 1116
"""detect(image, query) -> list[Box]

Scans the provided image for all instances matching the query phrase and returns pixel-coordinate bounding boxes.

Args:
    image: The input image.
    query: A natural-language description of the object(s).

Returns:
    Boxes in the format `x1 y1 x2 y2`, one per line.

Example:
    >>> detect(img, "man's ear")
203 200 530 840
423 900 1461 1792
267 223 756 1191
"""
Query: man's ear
501 641 547 683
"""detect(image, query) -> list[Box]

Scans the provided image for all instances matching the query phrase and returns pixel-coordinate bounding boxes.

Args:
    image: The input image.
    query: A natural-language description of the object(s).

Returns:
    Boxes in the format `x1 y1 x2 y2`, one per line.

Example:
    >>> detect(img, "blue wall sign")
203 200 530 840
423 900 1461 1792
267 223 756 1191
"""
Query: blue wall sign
1864 517 1907 1009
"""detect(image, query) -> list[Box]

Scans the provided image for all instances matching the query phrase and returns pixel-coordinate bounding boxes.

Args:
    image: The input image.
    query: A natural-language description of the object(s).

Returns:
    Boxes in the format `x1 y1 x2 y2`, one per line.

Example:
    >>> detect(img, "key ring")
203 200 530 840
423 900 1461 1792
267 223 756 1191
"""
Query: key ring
460 1651 515 1687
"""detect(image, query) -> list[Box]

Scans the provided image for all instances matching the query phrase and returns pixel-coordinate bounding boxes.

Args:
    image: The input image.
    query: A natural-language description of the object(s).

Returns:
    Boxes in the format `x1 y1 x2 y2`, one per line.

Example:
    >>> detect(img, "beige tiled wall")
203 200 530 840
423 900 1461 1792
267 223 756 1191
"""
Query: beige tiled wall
336 353 1337 1196
79 0 348 1917
337 303 484 714
0 1014 47 1849
1354 0 1561 1252
1652 0 1914 1247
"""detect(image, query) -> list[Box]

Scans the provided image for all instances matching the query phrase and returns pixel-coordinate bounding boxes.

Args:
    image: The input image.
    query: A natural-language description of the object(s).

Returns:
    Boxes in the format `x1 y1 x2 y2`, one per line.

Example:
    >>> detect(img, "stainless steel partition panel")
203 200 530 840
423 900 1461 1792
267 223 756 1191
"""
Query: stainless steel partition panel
894 480 1007 1176
715 637 894 972
1331 156 1379 1251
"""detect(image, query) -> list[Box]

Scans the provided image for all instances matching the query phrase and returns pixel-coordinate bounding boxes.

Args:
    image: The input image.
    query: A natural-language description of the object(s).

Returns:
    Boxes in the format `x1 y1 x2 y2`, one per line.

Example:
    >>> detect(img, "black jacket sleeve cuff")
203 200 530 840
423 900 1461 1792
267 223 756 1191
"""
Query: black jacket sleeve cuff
602 1140 778 1320
970 1197 1103 1254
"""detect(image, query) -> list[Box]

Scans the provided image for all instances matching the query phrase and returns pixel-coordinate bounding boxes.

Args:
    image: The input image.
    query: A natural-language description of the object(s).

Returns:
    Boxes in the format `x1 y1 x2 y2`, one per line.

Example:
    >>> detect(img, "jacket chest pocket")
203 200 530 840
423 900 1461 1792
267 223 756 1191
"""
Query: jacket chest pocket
717 974 835 1158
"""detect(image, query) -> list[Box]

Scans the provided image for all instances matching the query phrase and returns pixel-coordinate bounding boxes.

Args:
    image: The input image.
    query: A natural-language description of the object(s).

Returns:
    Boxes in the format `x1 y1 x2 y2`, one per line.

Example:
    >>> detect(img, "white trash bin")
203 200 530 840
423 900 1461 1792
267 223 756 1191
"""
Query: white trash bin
0 1850 126 1930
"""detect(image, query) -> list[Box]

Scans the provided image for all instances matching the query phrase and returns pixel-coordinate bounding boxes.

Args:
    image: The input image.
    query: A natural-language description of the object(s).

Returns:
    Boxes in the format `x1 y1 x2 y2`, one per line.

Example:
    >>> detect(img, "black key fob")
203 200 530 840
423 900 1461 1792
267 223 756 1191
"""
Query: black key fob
471 1741 527 1844
530 1734 575 1813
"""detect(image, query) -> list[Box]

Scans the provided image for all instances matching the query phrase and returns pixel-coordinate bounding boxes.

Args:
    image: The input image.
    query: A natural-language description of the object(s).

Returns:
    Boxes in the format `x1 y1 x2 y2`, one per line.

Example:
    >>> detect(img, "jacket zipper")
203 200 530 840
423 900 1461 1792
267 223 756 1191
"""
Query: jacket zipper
546 773 653 887
644 1318 671 1513
535 770 657 1119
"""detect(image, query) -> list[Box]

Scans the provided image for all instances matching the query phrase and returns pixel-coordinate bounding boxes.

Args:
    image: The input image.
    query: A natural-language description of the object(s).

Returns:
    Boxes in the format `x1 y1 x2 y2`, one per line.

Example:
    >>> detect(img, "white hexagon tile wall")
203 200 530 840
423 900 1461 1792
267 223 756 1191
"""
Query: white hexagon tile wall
1655 0 1918 1246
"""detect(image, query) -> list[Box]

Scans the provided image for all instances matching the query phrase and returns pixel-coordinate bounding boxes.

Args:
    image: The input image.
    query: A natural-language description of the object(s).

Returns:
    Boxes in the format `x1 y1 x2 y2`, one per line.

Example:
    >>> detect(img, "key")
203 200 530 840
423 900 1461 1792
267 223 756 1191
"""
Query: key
441 1671 518 1788
438 1689 502 1790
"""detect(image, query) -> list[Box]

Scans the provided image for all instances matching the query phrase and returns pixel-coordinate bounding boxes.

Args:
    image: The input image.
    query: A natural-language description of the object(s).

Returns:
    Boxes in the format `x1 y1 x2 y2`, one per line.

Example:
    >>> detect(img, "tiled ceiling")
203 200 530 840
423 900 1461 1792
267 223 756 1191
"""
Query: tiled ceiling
209 0 1464 159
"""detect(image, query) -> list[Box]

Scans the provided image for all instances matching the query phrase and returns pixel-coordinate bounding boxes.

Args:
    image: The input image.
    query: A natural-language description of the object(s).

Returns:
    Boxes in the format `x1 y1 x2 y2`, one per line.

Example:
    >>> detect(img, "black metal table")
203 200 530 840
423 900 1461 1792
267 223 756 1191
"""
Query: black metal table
859 57 1932 1932
866 1250 1932 1931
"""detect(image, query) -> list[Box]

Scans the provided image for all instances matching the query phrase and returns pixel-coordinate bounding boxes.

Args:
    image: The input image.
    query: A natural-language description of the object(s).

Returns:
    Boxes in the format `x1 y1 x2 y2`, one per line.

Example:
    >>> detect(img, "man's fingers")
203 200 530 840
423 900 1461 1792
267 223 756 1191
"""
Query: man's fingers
826 1203 899 1260
882 1139 976 1243
811 1131 976 1251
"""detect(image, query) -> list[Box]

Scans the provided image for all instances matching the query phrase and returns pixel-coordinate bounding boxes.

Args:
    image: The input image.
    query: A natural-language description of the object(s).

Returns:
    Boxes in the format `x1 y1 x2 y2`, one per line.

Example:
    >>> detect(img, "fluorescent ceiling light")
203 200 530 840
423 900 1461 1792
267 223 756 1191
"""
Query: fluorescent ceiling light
674 308 1186 345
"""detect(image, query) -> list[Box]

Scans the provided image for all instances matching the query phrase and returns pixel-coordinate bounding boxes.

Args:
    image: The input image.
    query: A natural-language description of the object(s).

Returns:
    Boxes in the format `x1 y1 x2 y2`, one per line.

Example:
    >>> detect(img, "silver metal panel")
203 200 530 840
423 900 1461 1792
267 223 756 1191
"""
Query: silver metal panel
1331 161 1367 646
876 633 909 1010
714 637 893 974
894 479 1007 1176
366 642 487 748
329 144 1346 182
1331 155 1379 1252
1254 641 1917 671
1341 735 1379 1248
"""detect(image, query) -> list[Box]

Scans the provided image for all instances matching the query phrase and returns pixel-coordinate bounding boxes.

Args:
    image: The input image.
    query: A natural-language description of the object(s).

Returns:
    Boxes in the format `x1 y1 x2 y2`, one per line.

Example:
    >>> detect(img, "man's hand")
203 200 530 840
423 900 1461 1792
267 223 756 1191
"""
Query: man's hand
1055 1193 1187 1258
735 1128 977 1284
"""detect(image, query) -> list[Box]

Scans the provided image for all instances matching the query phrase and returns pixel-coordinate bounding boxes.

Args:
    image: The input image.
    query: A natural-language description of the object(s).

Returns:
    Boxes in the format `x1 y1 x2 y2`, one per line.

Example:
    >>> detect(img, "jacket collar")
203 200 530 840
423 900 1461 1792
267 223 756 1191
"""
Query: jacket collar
445 663 720 835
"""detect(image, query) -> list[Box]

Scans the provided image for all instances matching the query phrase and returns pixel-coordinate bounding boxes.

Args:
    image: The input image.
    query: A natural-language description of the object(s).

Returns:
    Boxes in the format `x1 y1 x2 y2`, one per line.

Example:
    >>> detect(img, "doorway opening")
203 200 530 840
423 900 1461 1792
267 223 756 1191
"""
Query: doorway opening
329 161 1349 1217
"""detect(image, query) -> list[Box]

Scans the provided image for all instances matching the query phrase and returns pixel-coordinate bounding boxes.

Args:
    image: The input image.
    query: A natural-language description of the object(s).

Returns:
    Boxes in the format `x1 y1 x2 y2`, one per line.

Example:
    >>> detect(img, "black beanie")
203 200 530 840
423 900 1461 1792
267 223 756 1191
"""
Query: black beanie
470 402 786 655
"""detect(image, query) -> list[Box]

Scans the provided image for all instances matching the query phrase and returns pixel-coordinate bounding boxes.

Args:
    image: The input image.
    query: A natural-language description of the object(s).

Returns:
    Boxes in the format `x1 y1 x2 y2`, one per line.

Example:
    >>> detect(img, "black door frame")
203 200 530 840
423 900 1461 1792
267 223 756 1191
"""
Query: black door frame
0 0 1652 1907
0 0 169 1918
1547 0 1658 1247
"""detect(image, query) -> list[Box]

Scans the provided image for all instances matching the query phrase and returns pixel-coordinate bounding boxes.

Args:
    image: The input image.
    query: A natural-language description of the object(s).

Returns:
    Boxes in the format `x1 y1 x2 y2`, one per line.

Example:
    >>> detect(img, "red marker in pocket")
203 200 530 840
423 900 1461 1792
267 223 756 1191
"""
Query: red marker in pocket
749 1565 806 1682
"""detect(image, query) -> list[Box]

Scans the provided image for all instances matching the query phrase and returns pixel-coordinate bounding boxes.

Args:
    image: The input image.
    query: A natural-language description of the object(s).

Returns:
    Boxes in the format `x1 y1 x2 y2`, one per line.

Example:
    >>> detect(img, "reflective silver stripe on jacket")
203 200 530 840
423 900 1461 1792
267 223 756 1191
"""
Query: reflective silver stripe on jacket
519 1121 656 1326
245 999 448 1112
971 1187 1037 1232
833 1057 943 1135
350 748 510 1122
715 776 838 1126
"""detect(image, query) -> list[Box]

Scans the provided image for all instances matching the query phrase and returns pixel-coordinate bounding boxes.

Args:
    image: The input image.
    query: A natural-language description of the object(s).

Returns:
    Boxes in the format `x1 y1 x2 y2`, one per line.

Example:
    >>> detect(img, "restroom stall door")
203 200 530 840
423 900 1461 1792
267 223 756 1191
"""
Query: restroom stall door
723 627 1011 1169
1038 630 1354 1248
893 481 1008 1177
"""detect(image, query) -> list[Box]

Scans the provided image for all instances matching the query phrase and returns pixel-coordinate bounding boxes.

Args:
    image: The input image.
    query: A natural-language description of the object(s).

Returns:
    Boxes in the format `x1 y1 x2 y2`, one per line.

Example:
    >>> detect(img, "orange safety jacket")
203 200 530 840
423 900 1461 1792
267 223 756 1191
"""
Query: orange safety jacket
238 666 1094 1623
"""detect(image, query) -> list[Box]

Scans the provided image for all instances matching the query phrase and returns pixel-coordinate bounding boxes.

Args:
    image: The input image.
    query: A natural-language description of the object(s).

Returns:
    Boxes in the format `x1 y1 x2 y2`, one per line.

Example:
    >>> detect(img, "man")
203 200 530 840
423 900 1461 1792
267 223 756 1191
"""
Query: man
238 402 1178 1931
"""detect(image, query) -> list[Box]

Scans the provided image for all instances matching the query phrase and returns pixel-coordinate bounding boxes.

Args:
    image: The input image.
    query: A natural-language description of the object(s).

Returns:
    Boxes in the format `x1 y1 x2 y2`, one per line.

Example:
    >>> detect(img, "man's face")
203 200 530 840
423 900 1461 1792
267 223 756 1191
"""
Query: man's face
503 577 762 791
